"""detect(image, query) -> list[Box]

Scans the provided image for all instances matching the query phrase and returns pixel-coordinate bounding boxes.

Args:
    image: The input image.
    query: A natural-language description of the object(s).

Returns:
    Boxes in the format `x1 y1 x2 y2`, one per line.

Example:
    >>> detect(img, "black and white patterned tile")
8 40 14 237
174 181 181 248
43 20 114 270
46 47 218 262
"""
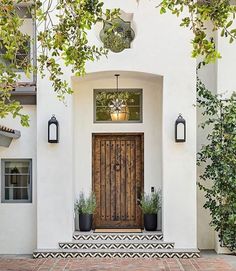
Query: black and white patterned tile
33 250 200 259
73 232 163 241
33 232 200 259
59 242 174 250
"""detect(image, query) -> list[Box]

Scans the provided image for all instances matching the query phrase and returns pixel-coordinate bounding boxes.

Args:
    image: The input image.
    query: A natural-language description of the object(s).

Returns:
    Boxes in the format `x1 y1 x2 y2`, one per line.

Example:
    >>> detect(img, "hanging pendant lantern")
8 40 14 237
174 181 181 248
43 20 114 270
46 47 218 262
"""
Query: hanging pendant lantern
109 74 129 121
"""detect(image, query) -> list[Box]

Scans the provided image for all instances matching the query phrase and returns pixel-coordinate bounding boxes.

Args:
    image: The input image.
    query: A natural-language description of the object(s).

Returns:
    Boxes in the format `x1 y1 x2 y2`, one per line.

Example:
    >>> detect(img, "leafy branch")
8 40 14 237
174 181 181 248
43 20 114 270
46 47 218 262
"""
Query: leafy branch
158 0 236 66
0 0 119 126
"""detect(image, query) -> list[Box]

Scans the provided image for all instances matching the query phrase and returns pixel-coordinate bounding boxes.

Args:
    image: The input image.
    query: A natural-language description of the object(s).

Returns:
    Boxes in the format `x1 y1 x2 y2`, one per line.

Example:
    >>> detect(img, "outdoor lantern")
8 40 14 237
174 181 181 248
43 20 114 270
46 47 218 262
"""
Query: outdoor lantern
110 108 129 121
110 98 129 121
175 114 186 142
48 115 59 143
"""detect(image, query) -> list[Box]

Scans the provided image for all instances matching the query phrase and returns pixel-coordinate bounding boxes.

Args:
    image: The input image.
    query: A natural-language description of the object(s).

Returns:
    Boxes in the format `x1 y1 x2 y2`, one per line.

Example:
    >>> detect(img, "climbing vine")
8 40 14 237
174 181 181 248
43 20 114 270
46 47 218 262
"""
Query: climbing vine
197 78 236 252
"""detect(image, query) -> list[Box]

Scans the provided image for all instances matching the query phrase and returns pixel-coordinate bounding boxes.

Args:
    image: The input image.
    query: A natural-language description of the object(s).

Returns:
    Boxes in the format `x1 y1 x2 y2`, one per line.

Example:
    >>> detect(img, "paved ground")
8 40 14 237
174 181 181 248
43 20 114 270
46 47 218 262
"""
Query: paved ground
0 251 235 271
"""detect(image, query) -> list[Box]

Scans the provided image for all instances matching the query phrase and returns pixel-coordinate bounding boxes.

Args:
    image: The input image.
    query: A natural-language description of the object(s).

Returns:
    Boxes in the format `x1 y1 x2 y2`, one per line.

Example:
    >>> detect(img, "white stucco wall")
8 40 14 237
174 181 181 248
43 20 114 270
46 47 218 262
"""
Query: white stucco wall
2 0 236 254
197 62 216 250
217 20 236 97
196 24 217 250
0 0 198 251
0 106 37 254
36 0 197 249
35 0 75 249
36 69 74 249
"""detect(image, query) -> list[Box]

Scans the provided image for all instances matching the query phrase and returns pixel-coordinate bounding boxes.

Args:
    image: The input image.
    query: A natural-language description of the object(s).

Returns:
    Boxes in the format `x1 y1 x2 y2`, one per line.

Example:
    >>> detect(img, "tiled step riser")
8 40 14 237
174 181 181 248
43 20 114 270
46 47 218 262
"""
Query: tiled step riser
73 234 163 241
33 251 200 259
33 232 200 259
59 243 174 250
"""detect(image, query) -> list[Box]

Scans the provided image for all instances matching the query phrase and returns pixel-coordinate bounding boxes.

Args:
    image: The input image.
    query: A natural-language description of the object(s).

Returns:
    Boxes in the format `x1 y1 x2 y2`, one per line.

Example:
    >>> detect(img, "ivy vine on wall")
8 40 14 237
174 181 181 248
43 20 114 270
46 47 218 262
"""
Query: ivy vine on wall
197 78 236 252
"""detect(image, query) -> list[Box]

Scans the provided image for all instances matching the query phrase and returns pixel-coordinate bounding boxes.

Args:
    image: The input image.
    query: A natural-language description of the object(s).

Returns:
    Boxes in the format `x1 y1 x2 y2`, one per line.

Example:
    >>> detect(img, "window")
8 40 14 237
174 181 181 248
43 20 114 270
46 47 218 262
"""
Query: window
1 159 32 203
0 6 33 71
94 89 143 123
0 41 31 70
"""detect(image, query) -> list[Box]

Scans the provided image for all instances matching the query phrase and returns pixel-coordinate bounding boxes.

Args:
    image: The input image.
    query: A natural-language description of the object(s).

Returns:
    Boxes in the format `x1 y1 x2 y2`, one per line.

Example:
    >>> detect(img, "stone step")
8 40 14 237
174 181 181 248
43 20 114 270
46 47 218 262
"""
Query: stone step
73 231 163 241
33 248 200 259
59 240 174 250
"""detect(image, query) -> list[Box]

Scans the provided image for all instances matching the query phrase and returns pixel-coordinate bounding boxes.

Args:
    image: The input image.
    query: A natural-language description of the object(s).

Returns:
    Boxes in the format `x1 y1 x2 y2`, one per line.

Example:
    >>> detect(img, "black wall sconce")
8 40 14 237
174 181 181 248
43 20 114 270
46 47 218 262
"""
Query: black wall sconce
48 115 59 143
175 114 186 142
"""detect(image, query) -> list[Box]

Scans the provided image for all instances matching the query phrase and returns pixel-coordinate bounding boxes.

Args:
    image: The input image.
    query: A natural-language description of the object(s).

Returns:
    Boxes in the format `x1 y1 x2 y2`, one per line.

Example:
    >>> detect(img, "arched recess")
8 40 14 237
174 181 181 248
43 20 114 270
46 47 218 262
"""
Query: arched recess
71 70 163 231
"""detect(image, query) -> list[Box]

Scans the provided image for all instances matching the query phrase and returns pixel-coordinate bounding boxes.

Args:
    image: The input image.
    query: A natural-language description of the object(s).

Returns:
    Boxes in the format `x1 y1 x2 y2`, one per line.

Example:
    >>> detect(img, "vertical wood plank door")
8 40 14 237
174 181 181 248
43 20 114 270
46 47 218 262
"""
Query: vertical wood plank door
92 133 144 229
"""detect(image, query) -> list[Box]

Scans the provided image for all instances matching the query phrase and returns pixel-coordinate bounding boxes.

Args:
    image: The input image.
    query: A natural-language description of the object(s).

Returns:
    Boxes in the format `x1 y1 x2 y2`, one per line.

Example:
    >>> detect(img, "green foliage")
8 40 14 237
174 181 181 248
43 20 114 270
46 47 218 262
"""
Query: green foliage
75 192 96 215
0 1 32 126
0 0 119 126
100 17 135 53
96 91 130 107
102 32 129 53
197 78 236 251
158 0 236 65
2 0 236 126
139 191 161 215
95 91 129 118
36 0 118 100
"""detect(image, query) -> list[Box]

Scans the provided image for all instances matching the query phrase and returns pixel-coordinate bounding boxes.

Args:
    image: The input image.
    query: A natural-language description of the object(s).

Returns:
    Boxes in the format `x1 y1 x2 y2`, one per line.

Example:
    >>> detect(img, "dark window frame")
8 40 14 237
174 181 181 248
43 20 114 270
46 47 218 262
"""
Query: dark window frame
0 5 35 73
0 40 31 72
94 88 143 123
1 159 32 203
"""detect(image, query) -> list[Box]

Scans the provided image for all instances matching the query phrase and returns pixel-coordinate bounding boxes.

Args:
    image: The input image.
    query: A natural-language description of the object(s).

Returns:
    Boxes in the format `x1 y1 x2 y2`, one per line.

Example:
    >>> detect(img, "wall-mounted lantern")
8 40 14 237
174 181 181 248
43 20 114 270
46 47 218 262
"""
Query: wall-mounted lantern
48 115 59 143
175 114 186 142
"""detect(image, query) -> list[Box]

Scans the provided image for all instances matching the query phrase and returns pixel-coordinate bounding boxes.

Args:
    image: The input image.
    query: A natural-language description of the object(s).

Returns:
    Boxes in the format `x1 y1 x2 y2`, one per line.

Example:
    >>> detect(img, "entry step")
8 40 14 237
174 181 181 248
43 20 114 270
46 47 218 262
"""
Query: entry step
33 248 200 259
59 240 174 250
73 231 163 241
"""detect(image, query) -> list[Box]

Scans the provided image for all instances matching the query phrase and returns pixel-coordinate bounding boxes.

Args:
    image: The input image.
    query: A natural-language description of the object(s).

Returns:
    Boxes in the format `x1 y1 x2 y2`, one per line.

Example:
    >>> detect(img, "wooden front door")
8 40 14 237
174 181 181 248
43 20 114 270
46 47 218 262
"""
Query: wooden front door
92 133 144 229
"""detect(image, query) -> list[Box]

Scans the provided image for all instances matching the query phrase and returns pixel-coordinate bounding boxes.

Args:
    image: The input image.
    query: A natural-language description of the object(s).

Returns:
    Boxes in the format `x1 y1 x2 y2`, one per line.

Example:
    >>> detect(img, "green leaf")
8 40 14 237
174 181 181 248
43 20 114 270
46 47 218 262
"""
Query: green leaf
160 7 166 14
226 20 233 28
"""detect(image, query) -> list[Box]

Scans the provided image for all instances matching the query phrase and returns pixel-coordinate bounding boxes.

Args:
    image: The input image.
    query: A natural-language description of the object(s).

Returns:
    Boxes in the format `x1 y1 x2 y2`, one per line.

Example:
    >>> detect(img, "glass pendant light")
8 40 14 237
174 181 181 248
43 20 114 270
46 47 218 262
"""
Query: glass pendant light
109 74 129 121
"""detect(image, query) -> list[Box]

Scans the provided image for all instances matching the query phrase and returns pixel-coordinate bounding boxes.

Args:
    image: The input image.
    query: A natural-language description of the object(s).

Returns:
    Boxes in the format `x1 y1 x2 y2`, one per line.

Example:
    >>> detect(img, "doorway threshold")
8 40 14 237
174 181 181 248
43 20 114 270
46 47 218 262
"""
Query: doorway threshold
94 229 142 233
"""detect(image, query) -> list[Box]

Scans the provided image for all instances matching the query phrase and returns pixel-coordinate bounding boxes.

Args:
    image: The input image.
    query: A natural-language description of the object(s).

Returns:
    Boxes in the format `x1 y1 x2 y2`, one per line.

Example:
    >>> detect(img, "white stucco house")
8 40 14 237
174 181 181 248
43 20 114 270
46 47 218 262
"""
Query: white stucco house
0 0 235 258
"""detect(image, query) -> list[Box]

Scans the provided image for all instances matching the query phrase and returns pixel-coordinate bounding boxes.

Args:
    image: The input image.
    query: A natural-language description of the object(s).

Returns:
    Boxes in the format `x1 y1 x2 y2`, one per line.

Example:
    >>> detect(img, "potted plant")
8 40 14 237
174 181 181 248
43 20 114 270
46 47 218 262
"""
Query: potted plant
139 191 161 231
75 192 96 231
